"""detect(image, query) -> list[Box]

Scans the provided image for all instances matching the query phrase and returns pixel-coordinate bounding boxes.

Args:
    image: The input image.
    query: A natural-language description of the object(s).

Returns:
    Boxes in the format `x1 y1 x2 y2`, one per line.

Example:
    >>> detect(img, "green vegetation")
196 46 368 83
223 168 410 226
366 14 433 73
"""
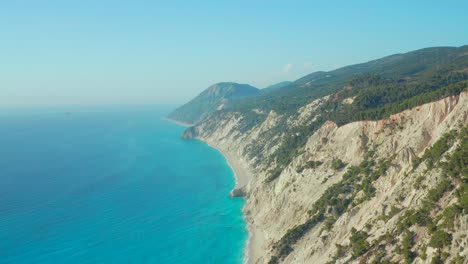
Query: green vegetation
440 205 462 230
296 160 323 173
349 228 370 258
357 126 466 263
374 127 466 262
413 129 457 169
232 46 468 118
265 118 325 181
326 244 347 264
176 47 468 184
395 128 466 234
329 80 468 126
457 183 468 211
439 126 468 180
268 256 279 264
265 167 283 182
176 47 468 263
431 252 443 264
165 43 468 264
204 46 467 180
379 205 401 222
395 177 455 234
401 230 414 264
168 82 260 124
265 80 467 182
306 160 323 169
190 47 468 182
269 213 324 262
414 175 425 189
396 209 432 233
420 244 428 260
269 152 391 262
426 179 453 204
331 159 346 170
429 230 452 248
332 125 465 262
262 81 293 93
450 255 465 264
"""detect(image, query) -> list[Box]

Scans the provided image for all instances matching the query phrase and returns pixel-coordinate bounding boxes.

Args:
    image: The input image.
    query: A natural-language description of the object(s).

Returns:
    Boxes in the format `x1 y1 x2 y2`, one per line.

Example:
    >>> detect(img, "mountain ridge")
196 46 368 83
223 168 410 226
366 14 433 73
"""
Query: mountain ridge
262 81 293 93
167 82 260 124
174 45 468 263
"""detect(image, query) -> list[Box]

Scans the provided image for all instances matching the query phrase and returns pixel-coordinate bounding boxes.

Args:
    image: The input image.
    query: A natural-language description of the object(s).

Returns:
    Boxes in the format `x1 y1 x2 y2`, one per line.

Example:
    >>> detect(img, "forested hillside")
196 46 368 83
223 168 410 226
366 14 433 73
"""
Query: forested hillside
176 45 468 264
167 82 260 124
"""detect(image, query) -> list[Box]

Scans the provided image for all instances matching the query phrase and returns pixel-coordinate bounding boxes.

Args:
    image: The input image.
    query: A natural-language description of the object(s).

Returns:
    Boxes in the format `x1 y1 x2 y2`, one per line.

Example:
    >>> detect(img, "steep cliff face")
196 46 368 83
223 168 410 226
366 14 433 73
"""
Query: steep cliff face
186 92 468 264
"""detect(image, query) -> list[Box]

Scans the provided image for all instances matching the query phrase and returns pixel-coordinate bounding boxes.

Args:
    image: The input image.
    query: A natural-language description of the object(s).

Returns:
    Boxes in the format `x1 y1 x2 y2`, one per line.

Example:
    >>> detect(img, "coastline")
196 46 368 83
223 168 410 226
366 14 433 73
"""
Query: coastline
165 117 261 264
202 141 260 264
203 141 250 189
162 117 194 127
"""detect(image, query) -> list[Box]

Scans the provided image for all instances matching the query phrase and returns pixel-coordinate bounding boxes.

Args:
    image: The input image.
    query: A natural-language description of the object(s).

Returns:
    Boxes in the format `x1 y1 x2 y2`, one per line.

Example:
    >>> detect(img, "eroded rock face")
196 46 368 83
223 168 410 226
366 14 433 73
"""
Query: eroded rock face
188 92 468 264
181 126 198 139
230 187 247 198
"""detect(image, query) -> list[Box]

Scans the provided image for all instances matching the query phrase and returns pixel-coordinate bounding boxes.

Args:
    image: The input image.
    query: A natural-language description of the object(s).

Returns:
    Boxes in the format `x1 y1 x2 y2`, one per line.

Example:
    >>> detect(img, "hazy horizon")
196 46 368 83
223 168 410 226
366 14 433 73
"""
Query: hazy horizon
2 1 468 106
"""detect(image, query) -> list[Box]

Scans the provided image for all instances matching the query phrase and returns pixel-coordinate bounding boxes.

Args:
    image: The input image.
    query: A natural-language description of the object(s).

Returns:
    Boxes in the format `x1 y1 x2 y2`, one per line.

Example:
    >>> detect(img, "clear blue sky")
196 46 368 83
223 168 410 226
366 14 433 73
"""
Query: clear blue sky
1 0 467 106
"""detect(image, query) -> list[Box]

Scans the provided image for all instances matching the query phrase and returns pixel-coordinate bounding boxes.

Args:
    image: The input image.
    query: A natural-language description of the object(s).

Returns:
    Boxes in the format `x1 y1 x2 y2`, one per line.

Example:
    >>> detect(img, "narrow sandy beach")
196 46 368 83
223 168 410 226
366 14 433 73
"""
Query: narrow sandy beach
165 118 263 264
203 142 250 189
202 142 264 264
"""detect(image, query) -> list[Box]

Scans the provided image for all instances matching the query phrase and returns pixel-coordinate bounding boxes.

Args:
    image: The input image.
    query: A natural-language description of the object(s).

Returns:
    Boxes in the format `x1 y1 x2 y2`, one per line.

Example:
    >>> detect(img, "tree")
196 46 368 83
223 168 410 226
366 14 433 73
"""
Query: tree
350 228 370 258
429 230 452 248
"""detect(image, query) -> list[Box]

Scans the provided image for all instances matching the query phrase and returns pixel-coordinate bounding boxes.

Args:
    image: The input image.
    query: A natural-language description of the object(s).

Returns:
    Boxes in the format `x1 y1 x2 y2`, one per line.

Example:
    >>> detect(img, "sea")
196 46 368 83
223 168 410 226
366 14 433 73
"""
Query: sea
0 106 247 264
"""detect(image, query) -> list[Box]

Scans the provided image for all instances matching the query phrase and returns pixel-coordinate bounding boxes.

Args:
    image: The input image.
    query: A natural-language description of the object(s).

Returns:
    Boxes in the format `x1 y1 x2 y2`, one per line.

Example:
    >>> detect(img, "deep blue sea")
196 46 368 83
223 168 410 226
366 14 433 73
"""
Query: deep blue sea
0 106 247 264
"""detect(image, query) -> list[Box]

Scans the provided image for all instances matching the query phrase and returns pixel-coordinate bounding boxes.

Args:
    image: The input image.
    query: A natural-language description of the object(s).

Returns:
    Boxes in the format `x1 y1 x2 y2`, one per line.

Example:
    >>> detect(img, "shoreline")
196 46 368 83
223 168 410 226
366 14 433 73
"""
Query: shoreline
162 117 194 127
165 117 261 264
203 141 250 189
202 141 259 264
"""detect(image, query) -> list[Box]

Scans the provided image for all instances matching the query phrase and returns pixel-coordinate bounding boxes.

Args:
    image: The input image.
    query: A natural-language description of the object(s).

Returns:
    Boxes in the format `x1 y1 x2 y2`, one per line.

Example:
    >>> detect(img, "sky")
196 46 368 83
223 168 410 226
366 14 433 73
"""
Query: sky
1 0 468 106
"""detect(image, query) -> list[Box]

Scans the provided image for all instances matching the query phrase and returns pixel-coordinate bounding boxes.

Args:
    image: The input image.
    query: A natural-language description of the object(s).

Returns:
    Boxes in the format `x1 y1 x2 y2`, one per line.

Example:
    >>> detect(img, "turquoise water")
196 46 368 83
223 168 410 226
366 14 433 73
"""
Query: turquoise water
0 106 247 264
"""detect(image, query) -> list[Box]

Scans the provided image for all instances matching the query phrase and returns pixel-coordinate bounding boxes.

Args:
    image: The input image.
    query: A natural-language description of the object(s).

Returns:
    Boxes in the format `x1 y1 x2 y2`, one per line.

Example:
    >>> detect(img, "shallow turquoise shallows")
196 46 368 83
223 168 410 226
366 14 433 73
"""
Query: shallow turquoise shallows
0 106 247 264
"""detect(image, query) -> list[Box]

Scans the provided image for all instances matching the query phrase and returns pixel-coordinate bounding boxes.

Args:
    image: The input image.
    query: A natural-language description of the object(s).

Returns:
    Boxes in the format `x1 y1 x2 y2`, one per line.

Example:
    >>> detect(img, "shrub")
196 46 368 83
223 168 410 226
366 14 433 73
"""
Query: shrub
450 255 464 264
268 256 279 264
350 228 370 258
427 180 453 203
413 130 457 169
431 253 443 264
331 159 347 170
265 167 283 182
440 205 462 230
306 160 323 169
429 230 452 248
401 230 414 264
420 244 427 260
414 175 424 189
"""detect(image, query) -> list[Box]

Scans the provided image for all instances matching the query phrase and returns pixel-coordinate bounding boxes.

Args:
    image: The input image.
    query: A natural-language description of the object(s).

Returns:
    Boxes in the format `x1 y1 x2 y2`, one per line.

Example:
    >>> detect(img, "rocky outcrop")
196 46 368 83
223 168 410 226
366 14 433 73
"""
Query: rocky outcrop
181 126 198 139
230 187 247 198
